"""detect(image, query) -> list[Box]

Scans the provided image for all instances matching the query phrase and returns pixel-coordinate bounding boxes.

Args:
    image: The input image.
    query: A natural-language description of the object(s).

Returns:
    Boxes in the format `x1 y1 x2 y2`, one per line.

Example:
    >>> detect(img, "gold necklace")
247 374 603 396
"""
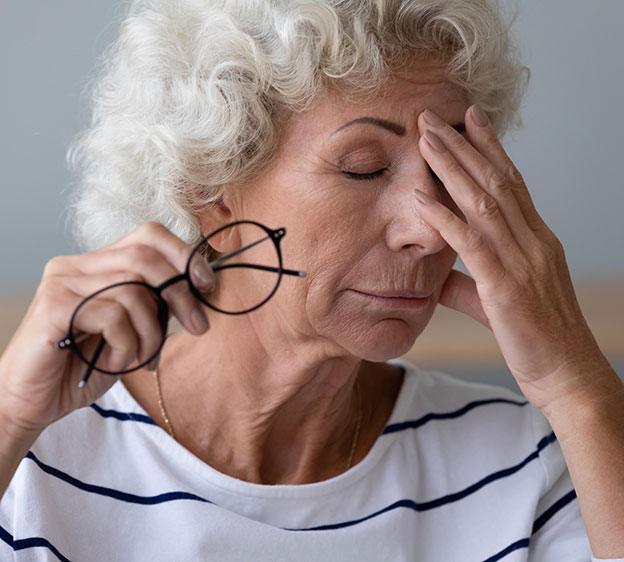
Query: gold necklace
346 379 362 470
152 368 175 438
152 368 363 470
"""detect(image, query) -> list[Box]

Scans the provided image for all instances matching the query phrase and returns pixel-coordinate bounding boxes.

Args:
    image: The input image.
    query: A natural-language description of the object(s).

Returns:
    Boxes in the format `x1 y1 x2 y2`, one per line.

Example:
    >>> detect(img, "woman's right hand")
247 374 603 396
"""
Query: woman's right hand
0 221 215 441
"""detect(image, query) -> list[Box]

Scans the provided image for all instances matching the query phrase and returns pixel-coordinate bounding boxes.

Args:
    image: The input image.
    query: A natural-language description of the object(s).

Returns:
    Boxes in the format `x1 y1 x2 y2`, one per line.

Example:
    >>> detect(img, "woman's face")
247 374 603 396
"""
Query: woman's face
222 58 468 361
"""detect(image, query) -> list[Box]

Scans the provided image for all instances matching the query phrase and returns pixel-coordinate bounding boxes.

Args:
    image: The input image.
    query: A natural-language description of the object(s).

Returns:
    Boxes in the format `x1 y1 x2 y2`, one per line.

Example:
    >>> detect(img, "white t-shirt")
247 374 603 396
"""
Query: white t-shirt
0 361 621 561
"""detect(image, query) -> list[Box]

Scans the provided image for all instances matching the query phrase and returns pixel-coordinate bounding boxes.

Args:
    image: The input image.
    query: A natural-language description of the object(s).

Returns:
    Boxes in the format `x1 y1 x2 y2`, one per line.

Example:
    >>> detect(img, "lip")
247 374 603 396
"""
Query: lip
350 289 433 309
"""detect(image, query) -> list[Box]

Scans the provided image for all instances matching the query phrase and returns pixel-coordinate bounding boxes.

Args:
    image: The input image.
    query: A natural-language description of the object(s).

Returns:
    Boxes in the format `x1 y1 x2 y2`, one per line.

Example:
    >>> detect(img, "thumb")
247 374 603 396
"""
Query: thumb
438 269 491 330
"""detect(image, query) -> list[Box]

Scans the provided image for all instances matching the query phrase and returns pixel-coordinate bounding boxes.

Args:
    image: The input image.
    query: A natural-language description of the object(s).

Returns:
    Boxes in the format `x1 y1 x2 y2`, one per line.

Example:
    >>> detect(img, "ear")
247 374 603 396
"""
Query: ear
196 196 239 254
197 196 233 235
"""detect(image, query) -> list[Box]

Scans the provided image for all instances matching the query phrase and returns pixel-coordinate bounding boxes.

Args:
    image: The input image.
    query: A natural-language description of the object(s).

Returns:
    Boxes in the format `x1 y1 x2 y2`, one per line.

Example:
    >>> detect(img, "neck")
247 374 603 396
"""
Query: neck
128 313 403 485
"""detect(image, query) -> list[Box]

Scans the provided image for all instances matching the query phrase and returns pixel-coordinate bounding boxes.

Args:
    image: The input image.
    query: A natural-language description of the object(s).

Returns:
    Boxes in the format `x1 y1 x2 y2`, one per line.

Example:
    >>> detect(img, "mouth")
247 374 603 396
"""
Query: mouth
350 289 433 309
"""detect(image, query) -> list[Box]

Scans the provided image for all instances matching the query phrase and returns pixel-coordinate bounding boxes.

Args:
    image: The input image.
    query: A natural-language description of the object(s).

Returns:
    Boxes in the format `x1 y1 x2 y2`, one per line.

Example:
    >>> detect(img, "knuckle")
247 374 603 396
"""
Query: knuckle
552 236 565 258
484 132 502 153
503 161 525 185
484 168 509 196
126 243 160 266
544 228 563 250
540 236 565 264
463 228 487 252
446 130 468 150
37 275 63 296
439 206 458 227
527 227 564 265
139 221 168 237
106 301 129 327
120 271 144 285
42 255 72 277
444 157 463 176
475 193 500 220
34 278 71 314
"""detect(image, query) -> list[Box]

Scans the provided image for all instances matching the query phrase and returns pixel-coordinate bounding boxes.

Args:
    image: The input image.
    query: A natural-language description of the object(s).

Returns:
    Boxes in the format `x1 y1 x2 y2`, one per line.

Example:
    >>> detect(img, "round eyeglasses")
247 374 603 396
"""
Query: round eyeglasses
56 220 306 386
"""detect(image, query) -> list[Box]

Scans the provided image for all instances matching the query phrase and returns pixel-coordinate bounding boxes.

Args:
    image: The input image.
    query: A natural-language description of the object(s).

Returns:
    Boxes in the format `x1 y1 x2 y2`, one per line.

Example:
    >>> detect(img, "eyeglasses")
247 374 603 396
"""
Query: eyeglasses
56 220 306 387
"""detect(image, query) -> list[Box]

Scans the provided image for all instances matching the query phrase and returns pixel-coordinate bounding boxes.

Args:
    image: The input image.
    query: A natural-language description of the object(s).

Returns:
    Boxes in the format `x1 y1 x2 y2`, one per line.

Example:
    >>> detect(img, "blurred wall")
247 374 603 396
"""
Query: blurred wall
1 0 623 290
1 2 126 290
1 1 623 378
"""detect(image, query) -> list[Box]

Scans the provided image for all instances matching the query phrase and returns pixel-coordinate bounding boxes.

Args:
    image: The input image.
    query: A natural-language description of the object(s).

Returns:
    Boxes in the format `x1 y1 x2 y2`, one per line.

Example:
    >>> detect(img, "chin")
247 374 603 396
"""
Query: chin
339 317 429 363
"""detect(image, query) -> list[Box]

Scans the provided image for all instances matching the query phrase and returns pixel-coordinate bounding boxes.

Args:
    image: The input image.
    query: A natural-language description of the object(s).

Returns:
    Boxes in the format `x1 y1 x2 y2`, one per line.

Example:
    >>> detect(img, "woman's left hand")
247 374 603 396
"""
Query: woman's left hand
414 105 612 411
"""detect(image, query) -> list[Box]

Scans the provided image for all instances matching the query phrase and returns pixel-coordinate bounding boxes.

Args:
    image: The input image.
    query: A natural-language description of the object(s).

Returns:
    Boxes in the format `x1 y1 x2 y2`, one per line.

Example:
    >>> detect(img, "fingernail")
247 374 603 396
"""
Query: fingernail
192 261 215 291
471 104 490 127
413 188 435 206
423 109 446 128
191 307 209 333
423 130 447 153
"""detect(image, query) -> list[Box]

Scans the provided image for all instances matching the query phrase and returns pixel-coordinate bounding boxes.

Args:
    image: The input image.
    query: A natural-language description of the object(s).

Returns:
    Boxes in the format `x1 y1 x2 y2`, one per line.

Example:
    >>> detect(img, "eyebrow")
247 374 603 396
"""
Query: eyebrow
332 117 406 136
331 116 466 136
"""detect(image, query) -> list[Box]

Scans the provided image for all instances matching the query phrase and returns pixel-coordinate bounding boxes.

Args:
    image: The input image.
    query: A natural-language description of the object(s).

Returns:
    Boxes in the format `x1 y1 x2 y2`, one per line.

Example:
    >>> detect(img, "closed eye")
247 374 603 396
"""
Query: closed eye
343 168 387 181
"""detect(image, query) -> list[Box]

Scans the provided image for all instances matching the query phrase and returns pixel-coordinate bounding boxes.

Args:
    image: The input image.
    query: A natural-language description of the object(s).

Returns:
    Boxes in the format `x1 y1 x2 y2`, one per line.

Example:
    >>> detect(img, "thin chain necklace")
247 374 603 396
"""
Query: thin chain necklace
152 368 363 471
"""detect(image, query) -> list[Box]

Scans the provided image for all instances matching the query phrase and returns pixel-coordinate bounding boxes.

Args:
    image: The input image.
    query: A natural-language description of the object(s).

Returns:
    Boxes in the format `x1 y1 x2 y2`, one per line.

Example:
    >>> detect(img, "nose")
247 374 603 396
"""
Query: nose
382 160 448 256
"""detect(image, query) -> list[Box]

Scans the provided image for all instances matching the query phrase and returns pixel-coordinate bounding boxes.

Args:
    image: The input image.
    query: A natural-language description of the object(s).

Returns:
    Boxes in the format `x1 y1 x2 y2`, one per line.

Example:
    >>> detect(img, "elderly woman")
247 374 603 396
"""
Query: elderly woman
1 0 623 560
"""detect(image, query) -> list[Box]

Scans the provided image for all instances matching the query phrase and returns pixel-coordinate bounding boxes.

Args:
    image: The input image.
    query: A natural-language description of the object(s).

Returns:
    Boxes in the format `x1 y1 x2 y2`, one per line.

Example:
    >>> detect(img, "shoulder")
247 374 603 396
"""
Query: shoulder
11 382 161 491
388 360 564 488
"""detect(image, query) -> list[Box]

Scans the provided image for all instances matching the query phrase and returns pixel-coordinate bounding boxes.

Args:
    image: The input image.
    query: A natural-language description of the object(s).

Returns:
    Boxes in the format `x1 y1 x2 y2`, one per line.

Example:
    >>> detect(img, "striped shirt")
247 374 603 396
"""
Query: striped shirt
0 361 620 561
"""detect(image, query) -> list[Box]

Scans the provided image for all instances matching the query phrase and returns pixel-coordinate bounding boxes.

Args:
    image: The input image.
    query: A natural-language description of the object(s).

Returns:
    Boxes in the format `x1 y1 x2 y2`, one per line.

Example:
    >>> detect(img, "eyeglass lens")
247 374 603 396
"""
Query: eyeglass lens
70 282 168 375
190 221 282 314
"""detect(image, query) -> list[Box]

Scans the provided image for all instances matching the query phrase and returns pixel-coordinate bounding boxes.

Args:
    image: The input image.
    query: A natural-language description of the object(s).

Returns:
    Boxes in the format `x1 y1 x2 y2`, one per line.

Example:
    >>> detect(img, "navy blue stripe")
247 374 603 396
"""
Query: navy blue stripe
288 432 556 531
532 489 577 535
0 524 13 549
25 451 212 506
383 397 528 435
0 523 71 562
89 403 157 426
482 538 530 562
479 489 578 561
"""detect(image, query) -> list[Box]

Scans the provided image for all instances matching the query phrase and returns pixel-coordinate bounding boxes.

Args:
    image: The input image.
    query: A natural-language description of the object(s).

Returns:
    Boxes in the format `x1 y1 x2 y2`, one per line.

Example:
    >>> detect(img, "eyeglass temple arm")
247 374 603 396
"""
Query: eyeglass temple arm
211 262 306 277
206 232 306 277
77 336 106 388
207 235 270 268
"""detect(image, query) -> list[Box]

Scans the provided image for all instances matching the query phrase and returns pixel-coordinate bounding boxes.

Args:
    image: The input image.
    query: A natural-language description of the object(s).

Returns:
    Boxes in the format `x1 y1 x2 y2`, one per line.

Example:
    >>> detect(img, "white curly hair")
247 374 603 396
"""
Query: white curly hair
68 0 528 250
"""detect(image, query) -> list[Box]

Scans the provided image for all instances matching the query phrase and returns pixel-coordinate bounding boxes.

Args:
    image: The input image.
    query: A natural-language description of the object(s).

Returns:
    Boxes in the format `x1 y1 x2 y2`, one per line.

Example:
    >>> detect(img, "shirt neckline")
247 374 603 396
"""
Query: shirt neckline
109 359 420 499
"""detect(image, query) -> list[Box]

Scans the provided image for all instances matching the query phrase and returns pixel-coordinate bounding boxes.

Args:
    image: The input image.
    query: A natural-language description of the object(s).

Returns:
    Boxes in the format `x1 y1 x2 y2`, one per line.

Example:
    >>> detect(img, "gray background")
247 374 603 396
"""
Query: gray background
1 0 623 292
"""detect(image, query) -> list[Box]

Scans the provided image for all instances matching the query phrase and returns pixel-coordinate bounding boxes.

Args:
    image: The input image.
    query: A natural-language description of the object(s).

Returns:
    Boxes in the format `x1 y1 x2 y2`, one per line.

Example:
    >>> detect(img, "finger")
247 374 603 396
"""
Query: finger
45 223 215 292
464 105 548 232
59 271 164 298
70 298 139 373
418 129 524 267
60 246 209 335
438 269 491 329
42 272 168 345
411 187 507 286
418 109 539 245
80 283 165 366
109 222 193 272
39 280 161 371
111 221 216 289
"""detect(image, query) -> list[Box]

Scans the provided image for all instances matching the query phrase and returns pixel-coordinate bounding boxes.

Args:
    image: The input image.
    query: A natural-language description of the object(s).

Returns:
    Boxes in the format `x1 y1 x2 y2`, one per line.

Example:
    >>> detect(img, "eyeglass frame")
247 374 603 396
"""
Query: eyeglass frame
55 220 306 387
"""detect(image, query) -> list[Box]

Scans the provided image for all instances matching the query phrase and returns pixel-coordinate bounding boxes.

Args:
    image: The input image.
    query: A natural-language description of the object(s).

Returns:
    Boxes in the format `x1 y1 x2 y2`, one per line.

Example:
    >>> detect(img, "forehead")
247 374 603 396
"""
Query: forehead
286 58 468 141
